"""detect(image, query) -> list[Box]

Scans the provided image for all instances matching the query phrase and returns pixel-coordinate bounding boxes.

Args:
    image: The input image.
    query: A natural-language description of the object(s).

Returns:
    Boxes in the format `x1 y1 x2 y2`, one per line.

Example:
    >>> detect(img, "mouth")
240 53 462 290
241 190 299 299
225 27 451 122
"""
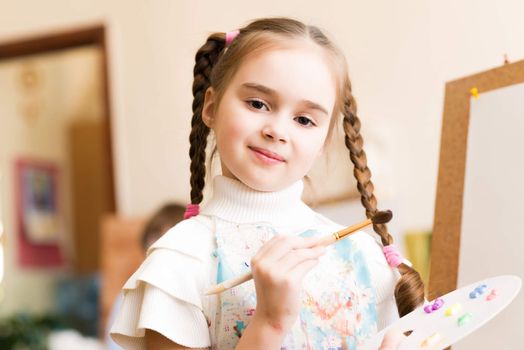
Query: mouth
249 146 285 163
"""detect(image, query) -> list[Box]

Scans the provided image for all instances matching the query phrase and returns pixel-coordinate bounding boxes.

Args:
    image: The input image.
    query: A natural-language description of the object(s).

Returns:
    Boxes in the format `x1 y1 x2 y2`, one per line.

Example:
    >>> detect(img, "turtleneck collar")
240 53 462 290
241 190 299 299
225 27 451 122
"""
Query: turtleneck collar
200 176 316 227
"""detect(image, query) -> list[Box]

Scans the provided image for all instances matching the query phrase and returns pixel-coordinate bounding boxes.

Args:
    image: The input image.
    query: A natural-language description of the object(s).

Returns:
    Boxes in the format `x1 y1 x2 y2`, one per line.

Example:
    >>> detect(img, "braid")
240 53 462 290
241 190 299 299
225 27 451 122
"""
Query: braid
341 82 425 317
188 33 226 204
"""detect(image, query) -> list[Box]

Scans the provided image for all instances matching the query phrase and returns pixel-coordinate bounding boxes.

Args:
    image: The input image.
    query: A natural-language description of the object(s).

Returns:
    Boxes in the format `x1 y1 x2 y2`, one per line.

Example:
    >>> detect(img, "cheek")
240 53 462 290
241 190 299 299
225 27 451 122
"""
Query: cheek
296 135 326 166
306 127 329 153
220 125 245 152
215 117 249 153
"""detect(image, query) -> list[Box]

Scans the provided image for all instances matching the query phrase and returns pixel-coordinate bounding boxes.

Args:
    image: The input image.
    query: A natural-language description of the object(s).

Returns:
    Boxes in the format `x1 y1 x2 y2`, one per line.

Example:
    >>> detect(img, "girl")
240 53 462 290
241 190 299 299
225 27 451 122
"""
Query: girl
111 17 424 349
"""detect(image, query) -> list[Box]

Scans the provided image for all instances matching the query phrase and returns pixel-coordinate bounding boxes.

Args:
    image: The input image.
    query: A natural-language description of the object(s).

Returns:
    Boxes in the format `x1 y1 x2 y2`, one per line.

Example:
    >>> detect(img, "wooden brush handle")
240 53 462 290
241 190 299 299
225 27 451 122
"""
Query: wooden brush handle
315 218 373 247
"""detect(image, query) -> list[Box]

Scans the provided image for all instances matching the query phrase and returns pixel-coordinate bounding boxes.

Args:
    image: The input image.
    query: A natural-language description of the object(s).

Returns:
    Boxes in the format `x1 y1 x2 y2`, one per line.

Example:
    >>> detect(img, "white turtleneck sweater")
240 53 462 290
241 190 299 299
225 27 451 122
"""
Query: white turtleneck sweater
110 176 400 349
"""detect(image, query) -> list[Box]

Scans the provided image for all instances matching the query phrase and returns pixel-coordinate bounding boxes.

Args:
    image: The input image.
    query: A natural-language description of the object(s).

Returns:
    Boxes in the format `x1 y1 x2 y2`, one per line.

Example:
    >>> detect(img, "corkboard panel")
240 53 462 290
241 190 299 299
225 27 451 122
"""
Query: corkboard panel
429 59 524 300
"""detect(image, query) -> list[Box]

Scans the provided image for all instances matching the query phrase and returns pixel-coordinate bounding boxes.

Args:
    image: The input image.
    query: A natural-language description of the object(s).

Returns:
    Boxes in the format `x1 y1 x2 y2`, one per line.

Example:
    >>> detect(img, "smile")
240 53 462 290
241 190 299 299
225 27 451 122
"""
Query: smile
249 146 285 165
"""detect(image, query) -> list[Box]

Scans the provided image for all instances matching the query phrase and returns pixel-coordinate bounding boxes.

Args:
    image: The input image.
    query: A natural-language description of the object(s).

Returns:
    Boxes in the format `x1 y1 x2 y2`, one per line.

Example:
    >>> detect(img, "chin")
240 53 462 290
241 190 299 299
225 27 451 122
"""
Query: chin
238 173 297 192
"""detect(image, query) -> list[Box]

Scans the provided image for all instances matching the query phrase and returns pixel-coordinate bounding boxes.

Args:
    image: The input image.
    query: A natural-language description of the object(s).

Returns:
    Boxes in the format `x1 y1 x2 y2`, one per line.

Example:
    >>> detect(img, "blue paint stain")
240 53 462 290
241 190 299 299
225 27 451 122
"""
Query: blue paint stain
234 320 247 337
215 248 235 283
299 229 319 238
354 250 372 287
345 335 357 350
333 237 352 259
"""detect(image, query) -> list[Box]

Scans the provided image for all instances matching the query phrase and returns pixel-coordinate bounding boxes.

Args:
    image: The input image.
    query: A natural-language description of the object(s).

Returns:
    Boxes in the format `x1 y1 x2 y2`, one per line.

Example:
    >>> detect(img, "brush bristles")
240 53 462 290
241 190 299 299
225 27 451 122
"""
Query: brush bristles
371 210 393 225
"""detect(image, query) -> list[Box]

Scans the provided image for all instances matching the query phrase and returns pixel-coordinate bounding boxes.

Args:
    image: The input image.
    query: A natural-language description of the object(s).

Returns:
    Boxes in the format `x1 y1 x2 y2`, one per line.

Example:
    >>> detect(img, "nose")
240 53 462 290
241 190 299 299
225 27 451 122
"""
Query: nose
261 116 288 143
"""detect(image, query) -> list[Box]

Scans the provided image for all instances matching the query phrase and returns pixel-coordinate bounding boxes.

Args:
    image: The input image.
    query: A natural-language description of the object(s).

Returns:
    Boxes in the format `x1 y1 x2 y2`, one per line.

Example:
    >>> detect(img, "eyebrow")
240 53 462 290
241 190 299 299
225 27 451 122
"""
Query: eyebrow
240 82 330 116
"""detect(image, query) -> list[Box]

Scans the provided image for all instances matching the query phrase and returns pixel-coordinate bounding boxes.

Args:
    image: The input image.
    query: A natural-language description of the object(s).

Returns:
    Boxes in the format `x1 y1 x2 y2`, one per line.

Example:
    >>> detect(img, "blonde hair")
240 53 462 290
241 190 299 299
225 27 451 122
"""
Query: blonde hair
188 17 424 316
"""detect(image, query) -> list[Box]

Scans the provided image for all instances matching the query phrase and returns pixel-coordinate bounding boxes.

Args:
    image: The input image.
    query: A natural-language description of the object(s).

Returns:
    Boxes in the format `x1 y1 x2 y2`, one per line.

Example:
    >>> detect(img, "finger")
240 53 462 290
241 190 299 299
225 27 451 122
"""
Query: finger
379 328 406 350
285 257 322 285
299 235 324 247
254 234 288 258
276 246 326 273
262 234 320 255
251 236 292 275
252 246 324 288
255 235 320 264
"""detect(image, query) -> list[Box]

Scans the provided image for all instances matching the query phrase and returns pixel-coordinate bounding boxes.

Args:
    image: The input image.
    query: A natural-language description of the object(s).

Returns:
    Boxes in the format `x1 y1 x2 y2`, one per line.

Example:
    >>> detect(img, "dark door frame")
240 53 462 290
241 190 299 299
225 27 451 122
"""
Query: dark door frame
0 25 117 213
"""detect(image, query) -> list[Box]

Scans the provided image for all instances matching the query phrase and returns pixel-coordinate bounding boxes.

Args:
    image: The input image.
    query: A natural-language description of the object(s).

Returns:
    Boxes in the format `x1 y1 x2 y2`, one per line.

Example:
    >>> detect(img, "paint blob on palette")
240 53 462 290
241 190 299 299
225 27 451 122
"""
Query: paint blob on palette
360 275 521 350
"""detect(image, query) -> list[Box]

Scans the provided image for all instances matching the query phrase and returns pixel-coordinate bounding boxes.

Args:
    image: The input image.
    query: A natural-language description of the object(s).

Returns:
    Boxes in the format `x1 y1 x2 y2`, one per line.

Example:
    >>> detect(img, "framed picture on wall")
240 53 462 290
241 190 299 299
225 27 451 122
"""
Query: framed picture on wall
15 158 64 267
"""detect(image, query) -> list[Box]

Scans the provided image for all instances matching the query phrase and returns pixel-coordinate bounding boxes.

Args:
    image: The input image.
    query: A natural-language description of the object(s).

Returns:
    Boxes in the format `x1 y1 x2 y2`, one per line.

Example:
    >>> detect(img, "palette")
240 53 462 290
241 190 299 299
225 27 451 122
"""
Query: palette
360 275 521 350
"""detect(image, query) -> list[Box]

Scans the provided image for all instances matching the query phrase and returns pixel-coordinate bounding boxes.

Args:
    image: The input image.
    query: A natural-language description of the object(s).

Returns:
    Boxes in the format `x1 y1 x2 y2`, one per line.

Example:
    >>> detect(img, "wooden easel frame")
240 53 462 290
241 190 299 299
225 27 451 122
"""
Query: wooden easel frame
428 59 524 299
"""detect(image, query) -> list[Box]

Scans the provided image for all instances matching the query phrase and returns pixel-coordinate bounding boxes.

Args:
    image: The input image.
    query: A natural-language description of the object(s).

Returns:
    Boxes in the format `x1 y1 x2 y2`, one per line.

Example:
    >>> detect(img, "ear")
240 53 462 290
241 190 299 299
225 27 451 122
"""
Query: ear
202 87 216 128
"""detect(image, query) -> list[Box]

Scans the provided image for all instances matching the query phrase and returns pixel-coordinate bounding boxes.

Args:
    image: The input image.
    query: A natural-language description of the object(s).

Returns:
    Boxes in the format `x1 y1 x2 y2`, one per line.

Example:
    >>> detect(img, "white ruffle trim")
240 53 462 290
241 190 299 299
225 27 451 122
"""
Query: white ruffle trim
110 217 215 349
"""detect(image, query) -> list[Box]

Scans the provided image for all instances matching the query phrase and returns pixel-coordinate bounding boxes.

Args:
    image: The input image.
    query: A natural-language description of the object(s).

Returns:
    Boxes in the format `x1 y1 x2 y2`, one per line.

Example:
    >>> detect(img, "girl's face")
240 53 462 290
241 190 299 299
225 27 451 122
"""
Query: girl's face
203 43 337 192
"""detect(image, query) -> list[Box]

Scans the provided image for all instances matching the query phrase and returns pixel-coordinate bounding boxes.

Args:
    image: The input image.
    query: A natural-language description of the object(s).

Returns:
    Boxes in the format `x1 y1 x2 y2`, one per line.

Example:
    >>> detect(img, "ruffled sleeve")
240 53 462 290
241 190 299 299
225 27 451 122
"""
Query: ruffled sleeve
110 216 215 350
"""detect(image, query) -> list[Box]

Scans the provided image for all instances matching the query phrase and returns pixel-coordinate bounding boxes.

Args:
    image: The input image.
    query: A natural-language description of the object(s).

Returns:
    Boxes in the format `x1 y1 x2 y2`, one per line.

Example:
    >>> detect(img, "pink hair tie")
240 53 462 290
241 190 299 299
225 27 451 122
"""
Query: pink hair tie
383 244 412 268
184 203 200 219
225 29 240 46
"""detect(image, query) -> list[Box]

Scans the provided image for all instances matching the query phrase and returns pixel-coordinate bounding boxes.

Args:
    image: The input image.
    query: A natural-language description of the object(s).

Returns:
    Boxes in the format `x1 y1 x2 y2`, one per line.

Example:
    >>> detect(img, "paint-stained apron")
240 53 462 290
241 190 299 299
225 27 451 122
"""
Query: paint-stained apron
208 217 378 350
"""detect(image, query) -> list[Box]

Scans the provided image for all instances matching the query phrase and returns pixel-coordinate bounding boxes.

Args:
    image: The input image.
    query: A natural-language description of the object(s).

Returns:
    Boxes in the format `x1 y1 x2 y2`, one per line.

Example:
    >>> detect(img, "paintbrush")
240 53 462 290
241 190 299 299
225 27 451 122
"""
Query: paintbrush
205 210 392 295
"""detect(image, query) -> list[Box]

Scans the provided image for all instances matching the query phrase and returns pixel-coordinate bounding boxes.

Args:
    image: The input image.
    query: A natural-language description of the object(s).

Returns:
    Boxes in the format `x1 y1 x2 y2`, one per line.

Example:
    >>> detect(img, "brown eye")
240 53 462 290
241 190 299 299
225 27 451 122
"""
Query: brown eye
295 116 315 127
248 99 268 111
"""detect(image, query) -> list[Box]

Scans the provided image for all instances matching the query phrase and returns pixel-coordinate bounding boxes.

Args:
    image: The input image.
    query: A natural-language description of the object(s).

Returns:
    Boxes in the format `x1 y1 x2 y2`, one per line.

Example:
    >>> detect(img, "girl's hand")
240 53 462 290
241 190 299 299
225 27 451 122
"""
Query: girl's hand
249 235 325 333
378 328 407 350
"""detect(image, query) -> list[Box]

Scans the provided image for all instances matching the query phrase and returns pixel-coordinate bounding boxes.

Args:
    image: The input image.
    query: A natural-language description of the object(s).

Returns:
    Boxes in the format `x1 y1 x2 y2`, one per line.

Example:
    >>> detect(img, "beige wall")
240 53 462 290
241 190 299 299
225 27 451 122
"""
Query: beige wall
3 0 524 223
1 0 524 314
